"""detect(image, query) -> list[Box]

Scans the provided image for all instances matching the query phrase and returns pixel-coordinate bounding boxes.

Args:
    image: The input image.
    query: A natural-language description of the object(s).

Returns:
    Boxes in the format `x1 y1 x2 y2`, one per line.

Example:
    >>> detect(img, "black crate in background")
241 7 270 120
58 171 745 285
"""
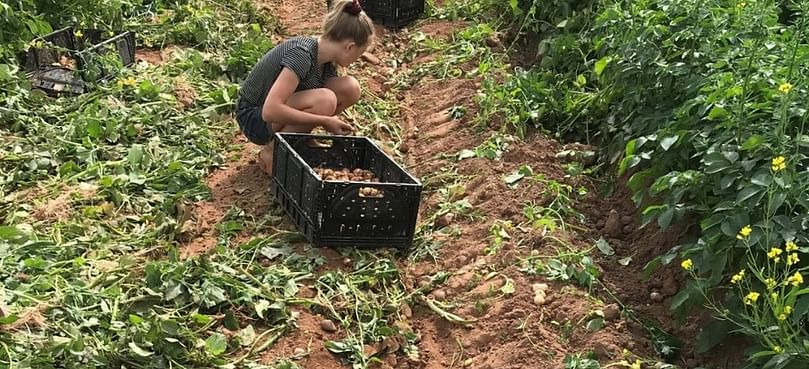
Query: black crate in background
76 31 137 82
326 0 424 28
20 27 76 72
271 133 422 250
19 27 136 96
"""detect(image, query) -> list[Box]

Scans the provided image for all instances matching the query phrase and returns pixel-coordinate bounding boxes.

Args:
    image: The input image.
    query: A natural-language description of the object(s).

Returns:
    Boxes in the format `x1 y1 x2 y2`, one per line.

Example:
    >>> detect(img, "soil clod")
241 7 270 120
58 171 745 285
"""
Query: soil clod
320 319 337 333
361 52 381 65
603 304 621 321
603 209 623 238
434 213 455 228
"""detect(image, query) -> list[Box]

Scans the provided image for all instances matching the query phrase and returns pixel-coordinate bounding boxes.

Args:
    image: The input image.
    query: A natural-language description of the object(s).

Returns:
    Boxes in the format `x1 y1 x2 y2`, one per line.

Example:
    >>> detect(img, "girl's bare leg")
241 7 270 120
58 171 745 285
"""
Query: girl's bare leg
259 78 361 174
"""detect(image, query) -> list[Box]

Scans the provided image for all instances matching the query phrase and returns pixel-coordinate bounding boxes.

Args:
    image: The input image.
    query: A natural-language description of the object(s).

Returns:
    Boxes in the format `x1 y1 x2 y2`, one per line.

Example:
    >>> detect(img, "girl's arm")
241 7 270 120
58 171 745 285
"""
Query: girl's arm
261 68 329 129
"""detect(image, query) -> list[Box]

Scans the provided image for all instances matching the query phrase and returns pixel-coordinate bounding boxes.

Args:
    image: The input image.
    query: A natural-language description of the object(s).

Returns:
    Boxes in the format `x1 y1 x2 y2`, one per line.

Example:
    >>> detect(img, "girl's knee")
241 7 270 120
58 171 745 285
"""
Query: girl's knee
341 76 361 103
312 88 338 116
327 76 361 106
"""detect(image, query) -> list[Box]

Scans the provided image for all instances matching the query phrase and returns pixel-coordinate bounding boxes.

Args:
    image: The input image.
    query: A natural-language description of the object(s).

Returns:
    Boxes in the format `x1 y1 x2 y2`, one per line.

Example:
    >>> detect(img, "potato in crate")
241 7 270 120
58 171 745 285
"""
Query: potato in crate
270 133 422 250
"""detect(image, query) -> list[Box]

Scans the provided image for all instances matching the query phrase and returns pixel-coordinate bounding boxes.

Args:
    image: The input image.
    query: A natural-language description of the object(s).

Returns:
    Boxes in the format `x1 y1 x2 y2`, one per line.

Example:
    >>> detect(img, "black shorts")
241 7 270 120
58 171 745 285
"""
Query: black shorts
235 99 274 145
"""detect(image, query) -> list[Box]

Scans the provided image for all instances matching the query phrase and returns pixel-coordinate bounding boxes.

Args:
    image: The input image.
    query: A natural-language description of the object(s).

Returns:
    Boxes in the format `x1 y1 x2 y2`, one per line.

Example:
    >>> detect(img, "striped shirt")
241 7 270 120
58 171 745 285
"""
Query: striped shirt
238 36 338 108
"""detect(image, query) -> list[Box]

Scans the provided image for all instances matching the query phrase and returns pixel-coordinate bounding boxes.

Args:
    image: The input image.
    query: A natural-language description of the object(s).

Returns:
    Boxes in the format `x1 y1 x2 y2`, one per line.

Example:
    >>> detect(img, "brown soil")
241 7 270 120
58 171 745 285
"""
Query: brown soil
261 309 345 368
29 184 99 223
419 20 470 41
179 135 271 258
174 1 740 368
587 182 746 369
135 47 176 65
262 0 326 35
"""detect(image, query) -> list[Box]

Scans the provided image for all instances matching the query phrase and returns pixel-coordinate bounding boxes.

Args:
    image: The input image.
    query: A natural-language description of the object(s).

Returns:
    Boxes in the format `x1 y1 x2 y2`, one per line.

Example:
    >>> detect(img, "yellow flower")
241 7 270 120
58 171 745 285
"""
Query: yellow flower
771 292 778 301
118 76 137 89
681 259 693 271
768 247 783 260
75 30 84 38
731 269 746 284
744 291 760 305
786 242 798 252
787 253 800 266
771 156 787 172
787 272 804 287
778 82 793 94
737 225 752 240
780 306 793 320
765 278 777 290
773 345 783 353
630 360 642 369
736 2 746 8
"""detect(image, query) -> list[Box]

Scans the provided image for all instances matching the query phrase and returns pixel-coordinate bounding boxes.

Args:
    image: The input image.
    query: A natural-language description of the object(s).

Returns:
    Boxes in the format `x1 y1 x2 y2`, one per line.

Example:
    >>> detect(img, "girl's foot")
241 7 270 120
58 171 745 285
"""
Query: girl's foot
258 143 274 175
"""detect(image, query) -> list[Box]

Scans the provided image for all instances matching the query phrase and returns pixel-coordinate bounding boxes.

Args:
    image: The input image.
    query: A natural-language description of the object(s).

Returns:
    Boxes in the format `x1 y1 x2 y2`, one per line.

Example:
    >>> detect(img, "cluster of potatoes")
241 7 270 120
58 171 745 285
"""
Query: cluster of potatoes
315 167 377 182
314 167 383 198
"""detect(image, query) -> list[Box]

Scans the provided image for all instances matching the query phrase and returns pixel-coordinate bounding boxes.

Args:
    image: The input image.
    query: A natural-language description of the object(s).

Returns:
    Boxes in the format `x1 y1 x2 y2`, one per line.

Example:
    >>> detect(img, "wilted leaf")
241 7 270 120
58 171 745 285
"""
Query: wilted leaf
586 317 604 331
205 333 228 356
596 238 614 256
128 144 144 166
237 325 256 347
504 171 526 186
129 342 154 357
255 299 270 319
325 340 352 354
260 246 291 260
500 278 515 295
458 149 476 160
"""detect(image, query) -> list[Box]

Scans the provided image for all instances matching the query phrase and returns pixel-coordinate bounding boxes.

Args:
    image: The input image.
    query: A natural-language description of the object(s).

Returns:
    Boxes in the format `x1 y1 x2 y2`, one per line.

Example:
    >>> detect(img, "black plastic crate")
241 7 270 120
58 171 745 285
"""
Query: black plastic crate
327 0 424 28
20 27 76 72
19 26 136 96
271 133 422 250
76 30 136 82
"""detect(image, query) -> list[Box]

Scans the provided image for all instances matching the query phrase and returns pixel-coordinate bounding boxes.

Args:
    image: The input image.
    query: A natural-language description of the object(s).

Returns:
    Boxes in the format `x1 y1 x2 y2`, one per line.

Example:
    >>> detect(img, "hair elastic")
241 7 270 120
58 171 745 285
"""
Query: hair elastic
344 0 362 15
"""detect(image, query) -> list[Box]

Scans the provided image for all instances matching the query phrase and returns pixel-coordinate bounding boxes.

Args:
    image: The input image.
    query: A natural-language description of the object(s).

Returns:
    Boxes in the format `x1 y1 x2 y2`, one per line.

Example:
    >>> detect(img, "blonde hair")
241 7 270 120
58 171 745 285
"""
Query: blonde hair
323 0 375 46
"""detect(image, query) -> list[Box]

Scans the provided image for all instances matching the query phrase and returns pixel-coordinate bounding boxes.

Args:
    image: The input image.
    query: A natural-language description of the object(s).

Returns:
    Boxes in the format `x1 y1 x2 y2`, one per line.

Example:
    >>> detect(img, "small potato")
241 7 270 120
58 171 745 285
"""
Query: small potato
533 294 546 306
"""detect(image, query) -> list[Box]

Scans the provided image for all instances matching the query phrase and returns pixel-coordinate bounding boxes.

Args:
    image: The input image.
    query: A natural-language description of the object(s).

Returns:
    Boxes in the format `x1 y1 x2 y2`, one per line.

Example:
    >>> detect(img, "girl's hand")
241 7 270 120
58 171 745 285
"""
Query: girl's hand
323 116 355 135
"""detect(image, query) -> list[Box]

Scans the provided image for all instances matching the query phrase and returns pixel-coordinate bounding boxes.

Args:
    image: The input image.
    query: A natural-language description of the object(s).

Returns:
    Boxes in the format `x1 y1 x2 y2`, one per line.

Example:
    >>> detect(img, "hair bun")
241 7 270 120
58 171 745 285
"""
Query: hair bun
344 0 362 15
